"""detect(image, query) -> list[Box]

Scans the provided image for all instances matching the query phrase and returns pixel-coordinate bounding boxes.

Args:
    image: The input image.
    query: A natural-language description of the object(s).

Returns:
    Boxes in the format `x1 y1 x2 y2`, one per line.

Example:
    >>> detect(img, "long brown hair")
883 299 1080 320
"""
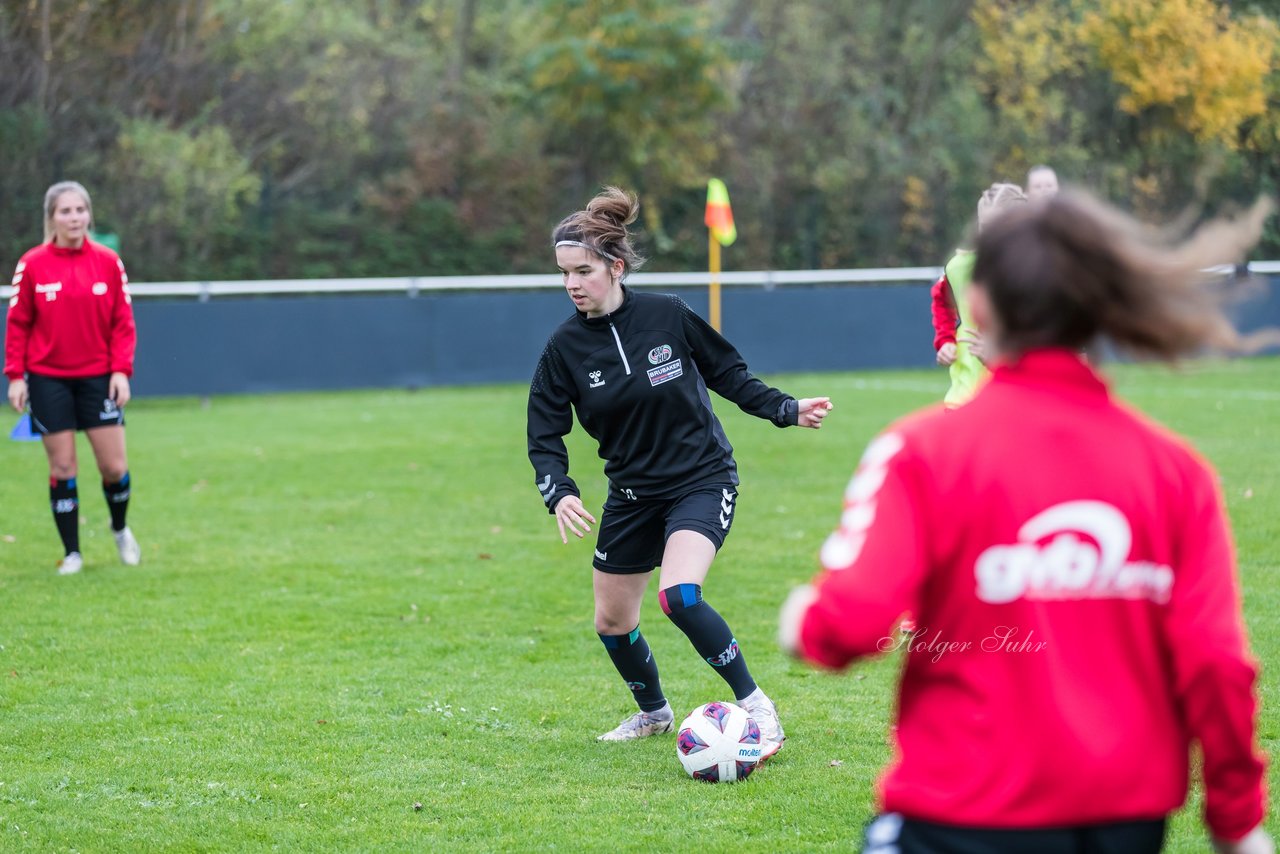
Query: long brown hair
552 186 646 274
973 190 1273 359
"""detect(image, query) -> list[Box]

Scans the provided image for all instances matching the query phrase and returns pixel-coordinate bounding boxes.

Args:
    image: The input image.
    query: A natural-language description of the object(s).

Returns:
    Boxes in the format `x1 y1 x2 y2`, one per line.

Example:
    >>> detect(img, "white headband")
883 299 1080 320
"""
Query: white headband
555 239 619 263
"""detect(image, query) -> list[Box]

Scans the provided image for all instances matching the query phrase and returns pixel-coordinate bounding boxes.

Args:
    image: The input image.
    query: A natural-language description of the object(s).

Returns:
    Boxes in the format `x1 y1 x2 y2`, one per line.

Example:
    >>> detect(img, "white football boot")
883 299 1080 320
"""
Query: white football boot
597 702 675 741
57 551 84 576
741 687 784 761
113 527 141 566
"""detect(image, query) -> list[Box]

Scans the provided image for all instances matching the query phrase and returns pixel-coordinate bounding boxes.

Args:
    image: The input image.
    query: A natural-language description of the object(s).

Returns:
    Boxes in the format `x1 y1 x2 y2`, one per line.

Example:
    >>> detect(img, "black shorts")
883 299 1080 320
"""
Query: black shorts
862 814 1166 854
592 483 738 574
27 373 125 435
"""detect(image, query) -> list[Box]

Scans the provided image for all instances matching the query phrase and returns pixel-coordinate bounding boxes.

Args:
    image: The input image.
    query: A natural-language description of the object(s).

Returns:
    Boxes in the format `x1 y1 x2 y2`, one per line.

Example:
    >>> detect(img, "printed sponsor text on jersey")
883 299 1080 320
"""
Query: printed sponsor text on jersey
975 500 1173 604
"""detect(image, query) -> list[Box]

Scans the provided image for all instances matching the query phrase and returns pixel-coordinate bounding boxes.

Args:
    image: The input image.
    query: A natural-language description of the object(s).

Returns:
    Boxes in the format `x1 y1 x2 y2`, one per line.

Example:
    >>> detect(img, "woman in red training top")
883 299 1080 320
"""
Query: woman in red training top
5 181 140 575
781 191 1271 854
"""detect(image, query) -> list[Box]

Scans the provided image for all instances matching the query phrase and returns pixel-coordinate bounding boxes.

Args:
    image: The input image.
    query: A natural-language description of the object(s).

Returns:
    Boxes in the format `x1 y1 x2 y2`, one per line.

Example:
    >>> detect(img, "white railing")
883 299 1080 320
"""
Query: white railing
1 263 1270 301
1 266 943 301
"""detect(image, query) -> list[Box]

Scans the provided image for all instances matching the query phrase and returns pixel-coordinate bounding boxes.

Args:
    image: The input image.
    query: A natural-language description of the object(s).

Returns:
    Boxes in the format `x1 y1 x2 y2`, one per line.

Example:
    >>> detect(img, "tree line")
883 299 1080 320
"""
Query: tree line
1 0 1276 282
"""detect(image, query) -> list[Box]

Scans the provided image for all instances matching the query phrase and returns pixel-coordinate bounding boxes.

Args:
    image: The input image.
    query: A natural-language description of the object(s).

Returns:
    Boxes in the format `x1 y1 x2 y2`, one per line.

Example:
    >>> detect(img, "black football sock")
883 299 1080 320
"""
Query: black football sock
660 584 757 700
598 627 668 713
102 471 131 532
50 477 80 555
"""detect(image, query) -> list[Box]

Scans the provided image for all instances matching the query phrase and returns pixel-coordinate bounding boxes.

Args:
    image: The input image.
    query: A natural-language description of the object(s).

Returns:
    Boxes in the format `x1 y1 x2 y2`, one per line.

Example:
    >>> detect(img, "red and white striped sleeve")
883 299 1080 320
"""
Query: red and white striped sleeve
798 431 931 668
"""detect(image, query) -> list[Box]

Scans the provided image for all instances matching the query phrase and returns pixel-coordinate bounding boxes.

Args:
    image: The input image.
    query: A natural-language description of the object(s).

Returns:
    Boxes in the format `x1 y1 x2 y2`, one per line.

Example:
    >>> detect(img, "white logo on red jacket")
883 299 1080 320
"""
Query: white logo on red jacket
35 282 61 301
975 501 1173 605
820 432 904 571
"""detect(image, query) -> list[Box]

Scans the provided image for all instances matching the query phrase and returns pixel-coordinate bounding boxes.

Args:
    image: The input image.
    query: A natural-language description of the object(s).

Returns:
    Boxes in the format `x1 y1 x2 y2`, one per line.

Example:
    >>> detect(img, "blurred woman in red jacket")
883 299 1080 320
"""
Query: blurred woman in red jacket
782 190 1271 854
5 182 140 575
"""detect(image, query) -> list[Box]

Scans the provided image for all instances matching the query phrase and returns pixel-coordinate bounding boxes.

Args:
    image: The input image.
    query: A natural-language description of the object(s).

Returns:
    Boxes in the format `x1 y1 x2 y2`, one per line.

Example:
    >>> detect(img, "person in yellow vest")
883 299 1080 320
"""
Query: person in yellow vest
930 183 1028 406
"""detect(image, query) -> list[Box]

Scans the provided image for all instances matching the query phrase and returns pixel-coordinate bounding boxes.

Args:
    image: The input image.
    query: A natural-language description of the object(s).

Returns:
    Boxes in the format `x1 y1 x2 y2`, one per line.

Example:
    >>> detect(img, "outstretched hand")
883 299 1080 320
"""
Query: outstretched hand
796 397 832 429
553 494 596 544
778 584 818 655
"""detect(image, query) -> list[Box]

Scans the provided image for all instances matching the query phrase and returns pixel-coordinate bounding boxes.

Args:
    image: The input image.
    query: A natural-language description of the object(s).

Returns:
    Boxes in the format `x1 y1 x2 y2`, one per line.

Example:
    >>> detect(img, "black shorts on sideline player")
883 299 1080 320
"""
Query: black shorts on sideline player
592 483 738 574
27 373 125 435
863 813 1166 854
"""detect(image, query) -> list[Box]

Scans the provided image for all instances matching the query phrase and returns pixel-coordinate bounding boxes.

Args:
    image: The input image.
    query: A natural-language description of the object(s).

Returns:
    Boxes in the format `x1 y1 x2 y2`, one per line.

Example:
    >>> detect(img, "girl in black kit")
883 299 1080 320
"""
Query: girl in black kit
527 187 832 755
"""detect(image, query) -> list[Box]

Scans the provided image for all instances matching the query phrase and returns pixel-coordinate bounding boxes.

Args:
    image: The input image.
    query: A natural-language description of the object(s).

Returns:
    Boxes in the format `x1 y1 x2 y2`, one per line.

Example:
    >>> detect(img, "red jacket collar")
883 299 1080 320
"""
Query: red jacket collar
46 238 90 257
991 348 1110 399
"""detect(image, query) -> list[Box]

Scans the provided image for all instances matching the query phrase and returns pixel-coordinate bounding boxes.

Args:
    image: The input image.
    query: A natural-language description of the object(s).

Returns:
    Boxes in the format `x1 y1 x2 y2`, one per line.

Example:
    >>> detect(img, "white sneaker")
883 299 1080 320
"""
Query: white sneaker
113 527 141 566
741 688 785 759
597 703 675 741
57 552 84 576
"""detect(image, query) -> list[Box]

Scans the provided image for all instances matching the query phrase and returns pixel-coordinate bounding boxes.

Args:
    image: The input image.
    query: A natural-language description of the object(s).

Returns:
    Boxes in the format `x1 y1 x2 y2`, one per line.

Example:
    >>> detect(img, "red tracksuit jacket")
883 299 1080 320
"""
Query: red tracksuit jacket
798 349 1265 840
5 239 136 380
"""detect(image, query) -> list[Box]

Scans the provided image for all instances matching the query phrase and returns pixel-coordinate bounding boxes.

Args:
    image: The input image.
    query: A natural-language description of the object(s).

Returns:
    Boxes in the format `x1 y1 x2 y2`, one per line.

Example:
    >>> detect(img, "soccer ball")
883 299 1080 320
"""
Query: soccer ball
675 701 764 782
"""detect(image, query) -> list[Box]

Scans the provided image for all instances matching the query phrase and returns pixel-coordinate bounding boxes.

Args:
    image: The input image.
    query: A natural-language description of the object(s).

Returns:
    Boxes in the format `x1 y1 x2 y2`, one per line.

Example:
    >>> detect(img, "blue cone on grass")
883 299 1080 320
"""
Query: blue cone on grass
10 412 40 442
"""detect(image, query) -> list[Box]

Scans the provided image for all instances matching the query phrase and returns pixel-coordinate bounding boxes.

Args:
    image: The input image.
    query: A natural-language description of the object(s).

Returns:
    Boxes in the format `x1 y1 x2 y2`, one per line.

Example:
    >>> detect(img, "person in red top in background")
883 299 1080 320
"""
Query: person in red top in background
781 190 1272 854
5 181 141 575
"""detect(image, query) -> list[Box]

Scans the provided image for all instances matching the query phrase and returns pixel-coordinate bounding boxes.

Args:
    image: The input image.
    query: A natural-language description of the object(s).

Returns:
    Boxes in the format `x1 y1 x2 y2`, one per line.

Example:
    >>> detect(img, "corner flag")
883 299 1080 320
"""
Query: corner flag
705 179 737 247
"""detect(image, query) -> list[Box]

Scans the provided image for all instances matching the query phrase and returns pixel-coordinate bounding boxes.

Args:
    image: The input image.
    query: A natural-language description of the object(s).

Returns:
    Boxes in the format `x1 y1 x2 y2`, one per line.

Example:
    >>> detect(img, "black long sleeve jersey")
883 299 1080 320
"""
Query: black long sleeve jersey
528 289 798 512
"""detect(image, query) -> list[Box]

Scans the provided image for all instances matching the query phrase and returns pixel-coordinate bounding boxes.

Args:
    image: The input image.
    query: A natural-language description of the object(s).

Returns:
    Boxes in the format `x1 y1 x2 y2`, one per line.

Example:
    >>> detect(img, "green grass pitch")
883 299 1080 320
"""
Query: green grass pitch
1 358 1276 852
